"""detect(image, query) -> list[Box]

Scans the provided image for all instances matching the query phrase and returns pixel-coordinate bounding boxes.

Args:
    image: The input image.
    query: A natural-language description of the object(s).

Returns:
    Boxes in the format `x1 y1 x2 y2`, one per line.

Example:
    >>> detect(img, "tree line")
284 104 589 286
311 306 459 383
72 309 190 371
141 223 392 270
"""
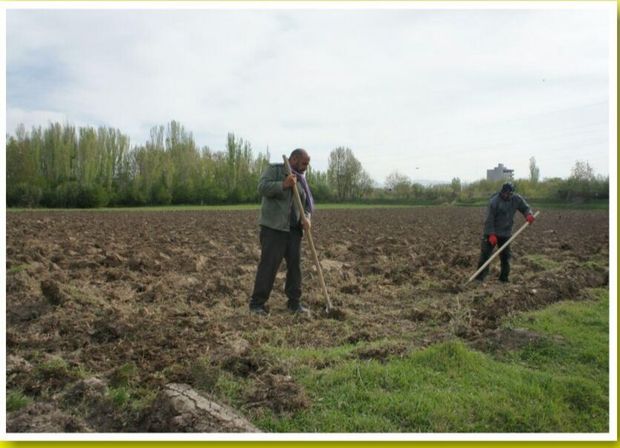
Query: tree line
6 121 608 208
6 121 271 208
381 157 608 205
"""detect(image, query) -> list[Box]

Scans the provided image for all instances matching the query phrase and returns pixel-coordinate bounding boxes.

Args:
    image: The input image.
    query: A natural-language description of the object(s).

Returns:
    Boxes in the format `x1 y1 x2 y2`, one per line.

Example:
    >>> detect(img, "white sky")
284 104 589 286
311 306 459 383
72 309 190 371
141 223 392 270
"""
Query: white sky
4 1 615 184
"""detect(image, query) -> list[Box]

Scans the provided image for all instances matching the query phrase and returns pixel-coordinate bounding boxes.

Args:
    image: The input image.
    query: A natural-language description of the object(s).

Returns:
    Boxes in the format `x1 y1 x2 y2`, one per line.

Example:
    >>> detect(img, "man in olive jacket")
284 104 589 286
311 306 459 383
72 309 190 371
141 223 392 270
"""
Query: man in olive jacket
476 182 535 283
249 148 313 315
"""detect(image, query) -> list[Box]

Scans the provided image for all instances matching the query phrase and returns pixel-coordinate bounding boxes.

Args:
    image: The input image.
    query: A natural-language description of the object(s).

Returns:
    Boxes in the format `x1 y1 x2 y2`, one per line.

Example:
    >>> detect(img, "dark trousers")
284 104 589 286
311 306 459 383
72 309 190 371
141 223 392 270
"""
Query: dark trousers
250 226 303 308
476 235 511 281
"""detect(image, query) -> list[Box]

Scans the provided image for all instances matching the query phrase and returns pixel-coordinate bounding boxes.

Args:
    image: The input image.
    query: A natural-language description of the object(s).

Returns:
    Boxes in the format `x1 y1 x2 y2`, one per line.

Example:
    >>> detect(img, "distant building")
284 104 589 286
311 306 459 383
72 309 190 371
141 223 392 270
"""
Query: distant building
487 163 514 181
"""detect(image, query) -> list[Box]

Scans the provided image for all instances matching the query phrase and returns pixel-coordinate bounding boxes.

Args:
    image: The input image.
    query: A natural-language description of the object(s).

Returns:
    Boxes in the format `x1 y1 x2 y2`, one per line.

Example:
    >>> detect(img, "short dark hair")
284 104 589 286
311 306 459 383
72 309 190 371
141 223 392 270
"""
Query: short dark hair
501 182 515 193
290 148 307 159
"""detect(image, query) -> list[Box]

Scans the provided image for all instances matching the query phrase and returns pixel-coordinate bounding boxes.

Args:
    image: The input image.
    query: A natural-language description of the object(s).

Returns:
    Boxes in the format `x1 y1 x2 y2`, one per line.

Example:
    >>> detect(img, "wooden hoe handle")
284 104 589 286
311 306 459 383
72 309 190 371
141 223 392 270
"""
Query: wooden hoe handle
465 210 541 285
282 155 333 312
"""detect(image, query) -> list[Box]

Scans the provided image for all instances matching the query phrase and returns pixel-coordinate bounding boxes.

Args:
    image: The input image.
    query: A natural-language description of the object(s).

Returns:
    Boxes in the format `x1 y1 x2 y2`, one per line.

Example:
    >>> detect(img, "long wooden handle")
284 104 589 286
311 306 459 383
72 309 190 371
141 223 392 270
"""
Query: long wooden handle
465 210 541 285
282 155 333 311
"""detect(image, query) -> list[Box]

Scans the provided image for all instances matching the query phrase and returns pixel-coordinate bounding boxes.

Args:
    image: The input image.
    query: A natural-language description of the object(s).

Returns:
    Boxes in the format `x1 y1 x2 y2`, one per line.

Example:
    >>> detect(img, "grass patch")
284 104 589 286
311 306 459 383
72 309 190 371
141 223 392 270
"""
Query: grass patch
251 289 609 432
37 356 73 379
528 199 609 210
582 258 609 271
7 198 608 212
7 204 261 213
266 344 358 371
456 199 608 210
64 285 108 307
7 203 417 213
6 390 32 412
315 203 422 210
107 386 131 408
7 264 30 274
32 356 86 395
213 371 250 404
109 362 139 387
523 254 562 270
505 288 609 375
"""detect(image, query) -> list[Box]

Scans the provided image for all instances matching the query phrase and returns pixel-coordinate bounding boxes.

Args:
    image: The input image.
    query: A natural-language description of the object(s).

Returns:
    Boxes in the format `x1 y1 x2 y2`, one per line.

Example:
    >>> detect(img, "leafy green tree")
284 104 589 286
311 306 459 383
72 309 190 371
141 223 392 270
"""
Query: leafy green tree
165 120 200 204
352 170 374 199
77 127 98 186
197 148 224 204
306 166 332 201
450 177 462 200
529 157 540 184
97 127 130 198
327 147 365 201
42 123 76 186
385 171 412 199
570 160 595 181
564 160 599 202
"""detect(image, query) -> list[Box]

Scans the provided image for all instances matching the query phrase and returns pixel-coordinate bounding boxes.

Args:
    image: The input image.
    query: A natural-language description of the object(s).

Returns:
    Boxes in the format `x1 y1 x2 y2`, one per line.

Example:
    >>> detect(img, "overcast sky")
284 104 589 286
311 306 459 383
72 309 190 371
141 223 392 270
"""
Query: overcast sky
5 2 615 184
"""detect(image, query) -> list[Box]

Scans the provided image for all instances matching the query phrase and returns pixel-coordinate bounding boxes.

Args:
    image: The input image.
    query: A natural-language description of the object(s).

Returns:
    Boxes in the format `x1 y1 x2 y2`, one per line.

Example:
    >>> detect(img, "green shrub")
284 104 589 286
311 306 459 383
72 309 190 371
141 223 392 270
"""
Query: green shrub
107 386 131 408
109 362 139 387
7 183 43 207
76 184 109 208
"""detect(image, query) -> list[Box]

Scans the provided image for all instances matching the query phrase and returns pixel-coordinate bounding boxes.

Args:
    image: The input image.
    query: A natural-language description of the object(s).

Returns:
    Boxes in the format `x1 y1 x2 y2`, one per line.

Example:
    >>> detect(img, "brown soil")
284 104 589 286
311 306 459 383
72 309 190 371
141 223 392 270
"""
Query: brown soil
5 207 609 432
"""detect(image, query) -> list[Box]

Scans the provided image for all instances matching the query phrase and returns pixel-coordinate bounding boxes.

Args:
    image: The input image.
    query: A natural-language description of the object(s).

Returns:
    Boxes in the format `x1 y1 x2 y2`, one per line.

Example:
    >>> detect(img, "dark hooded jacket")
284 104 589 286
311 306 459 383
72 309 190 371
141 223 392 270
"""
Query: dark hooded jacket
483 192 531 237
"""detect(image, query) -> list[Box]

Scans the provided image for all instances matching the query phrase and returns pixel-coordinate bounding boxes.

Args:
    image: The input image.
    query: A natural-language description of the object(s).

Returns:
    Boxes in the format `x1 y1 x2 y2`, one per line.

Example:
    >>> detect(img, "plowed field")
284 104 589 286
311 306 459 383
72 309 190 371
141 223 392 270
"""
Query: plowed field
5 207 609 432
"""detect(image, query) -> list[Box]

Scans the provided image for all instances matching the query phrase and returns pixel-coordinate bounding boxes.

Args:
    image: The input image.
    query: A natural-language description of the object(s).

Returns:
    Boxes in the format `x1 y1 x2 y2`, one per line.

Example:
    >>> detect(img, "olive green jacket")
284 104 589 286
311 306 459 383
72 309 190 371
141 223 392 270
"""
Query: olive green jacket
257 163 312 232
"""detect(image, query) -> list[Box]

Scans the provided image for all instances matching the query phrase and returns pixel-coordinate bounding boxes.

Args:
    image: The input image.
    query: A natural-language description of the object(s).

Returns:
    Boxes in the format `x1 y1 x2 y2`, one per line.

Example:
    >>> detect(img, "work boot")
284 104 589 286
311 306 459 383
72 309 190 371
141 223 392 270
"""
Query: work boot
249 304 269 316
287 303 310 315
498 274 509 283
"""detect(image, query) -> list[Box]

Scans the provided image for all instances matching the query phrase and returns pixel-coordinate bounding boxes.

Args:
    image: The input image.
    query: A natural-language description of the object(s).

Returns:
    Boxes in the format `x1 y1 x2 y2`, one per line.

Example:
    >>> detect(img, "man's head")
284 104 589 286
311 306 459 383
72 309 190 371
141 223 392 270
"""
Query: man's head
289 148 310 173
500 182 515 200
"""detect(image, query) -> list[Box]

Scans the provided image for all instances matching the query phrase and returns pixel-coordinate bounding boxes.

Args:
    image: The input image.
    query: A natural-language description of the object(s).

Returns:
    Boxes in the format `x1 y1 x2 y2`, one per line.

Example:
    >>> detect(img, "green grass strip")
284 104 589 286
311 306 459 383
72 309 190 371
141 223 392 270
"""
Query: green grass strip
7 198 607 212
257 289 609 433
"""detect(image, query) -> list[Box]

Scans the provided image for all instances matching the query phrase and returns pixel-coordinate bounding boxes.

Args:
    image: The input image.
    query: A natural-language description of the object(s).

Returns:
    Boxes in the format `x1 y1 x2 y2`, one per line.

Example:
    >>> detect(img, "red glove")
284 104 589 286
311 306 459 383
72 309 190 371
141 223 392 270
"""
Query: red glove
488 234 498 246
526 214 535 224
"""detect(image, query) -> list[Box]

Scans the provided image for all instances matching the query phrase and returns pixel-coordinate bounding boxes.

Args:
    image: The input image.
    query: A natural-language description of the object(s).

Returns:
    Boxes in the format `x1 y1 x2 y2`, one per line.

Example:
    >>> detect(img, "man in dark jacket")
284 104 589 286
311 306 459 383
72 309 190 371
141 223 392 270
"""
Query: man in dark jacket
249 148 313 315
476 182 535 283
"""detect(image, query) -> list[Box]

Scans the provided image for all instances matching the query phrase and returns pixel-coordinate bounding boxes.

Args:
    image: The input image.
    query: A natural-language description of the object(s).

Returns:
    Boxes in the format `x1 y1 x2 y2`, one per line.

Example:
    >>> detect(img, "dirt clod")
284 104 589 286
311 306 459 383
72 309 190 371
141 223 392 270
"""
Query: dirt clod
40 279 66 306
246 374 310 414
325 307 347 320
7 403 94 433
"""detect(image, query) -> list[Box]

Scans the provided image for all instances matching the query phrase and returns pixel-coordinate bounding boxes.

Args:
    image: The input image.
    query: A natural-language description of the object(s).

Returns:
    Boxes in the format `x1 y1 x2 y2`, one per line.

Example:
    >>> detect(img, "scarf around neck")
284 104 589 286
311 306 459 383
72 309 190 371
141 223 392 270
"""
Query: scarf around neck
291 167 314 213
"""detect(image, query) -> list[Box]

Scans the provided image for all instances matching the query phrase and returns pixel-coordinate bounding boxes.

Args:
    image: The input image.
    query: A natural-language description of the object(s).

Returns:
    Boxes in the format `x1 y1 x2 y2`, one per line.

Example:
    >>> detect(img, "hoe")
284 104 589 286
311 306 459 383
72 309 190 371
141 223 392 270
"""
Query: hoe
282 155 344 319
465 210 541 285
